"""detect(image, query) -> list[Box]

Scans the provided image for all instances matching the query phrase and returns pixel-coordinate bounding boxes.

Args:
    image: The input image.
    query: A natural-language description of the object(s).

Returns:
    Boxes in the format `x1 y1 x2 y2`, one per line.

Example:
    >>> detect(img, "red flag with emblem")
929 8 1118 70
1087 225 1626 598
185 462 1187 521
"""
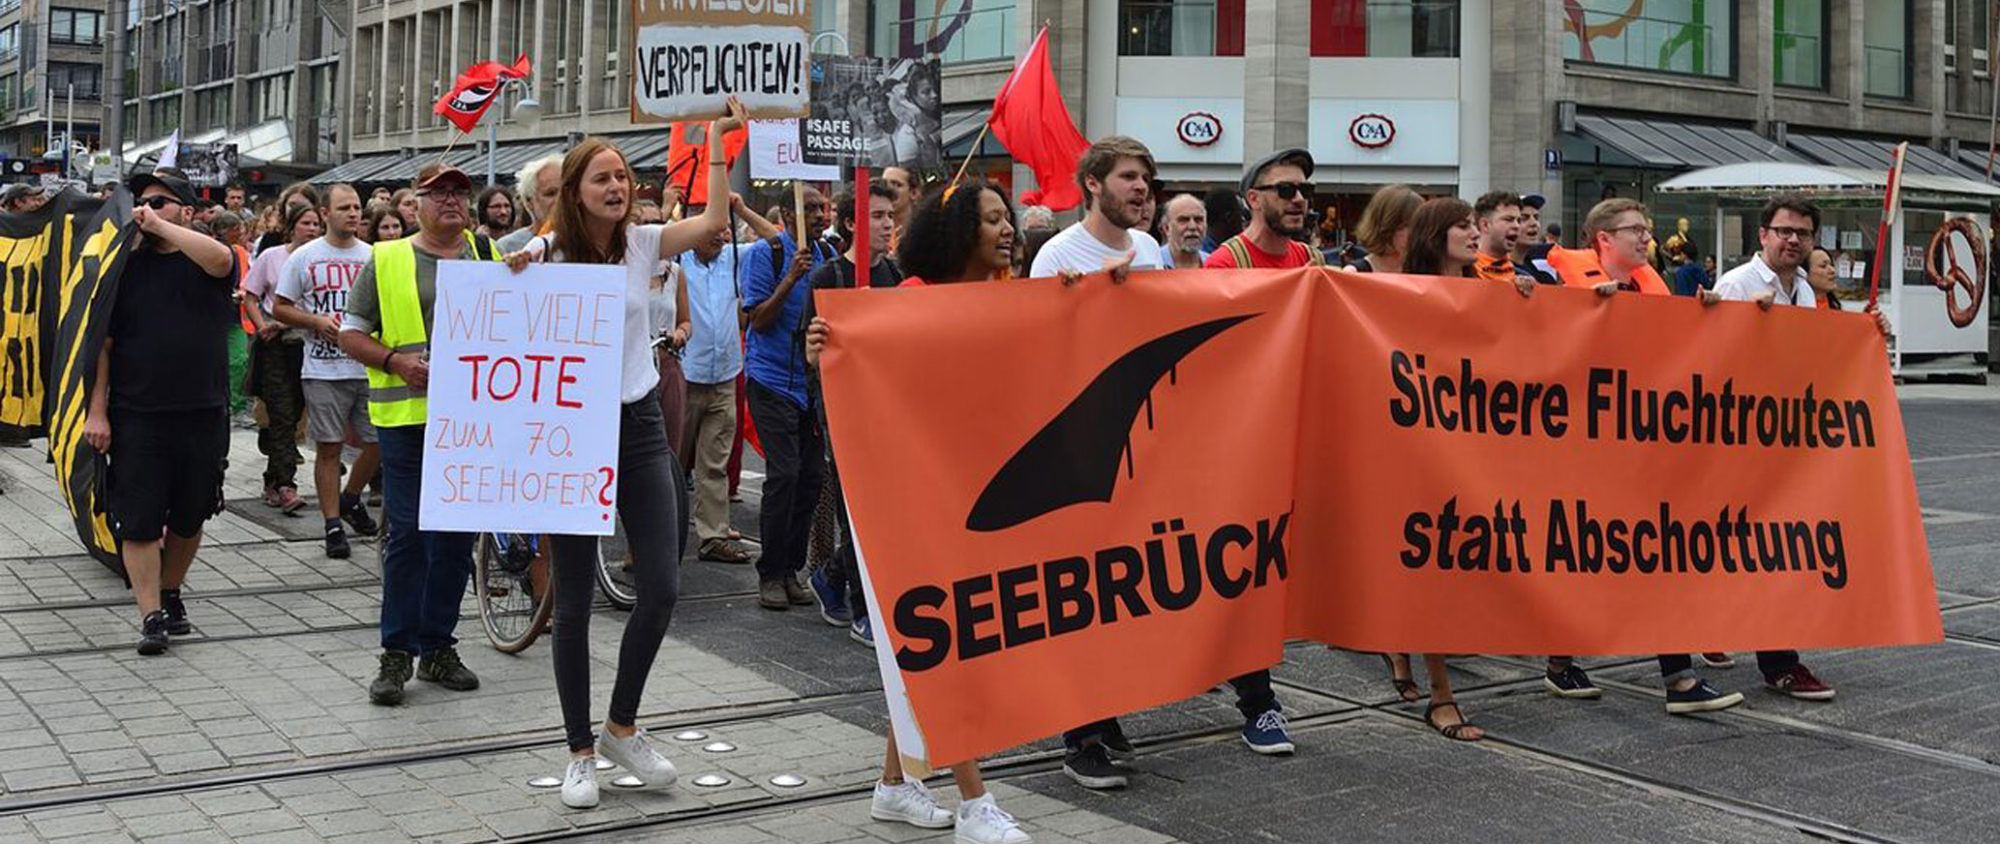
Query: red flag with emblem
434 54 532 134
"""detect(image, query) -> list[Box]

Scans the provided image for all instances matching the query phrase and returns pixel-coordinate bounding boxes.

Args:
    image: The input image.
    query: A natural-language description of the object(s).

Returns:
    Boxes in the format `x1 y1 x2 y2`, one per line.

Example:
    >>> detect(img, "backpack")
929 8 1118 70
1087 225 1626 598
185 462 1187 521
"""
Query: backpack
1220 234 1325 269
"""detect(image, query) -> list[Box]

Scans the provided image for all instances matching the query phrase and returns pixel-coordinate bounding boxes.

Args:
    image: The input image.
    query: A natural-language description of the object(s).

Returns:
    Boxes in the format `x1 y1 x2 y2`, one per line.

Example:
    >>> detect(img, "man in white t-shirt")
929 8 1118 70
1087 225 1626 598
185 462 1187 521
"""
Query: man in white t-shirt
1027 135 1163 281
1713 195 1817 308
274 183 381 559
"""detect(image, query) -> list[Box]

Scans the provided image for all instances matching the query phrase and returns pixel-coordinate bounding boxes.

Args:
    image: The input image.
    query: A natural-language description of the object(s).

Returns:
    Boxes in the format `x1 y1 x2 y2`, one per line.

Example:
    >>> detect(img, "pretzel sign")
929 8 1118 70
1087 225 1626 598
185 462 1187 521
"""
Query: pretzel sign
1926 217 1987 329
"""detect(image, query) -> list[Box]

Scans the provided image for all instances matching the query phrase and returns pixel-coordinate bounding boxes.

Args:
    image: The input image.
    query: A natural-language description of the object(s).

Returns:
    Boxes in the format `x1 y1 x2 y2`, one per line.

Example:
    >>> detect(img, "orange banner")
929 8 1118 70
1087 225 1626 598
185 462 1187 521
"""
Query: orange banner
815 268 1940 767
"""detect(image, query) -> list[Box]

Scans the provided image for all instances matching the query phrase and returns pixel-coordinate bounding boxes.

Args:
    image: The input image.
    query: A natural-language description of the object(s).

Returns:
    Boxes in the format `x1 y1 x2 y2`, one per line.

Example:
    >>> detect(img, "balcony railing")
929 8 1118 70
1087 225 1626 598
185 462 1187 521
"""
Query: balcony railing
876 3 1015 64
1564 9 1727 77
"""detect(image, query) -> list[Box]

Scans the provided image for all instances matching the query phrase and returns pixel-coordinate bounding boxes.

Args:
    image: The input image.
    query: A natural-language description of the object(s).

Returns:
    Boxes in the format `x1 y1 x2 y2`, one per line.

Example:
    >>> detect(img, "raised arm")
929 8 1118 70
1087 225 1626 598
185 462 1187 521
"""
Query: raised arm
657 96 749 260
134 206 232 278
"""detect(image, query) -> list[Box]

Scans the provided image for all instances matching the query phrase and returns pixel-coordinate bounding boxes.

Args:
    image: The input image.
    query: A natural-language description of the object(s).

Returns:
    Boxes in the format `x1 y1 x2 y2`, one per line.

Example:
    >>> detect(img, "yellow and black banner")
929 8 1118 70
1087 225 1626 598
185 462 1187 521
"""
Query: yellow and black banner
0 188 138 570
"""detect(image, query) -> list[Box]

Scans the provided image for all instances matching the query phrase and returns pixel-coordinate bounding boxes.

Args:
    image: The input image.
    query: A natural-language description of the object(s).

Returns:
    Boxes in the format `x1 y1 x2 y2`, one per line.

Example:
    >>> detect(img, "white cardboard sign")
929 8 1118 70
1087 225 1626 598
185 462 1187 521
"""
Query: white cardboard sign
420 260 626 535
749 119 840 180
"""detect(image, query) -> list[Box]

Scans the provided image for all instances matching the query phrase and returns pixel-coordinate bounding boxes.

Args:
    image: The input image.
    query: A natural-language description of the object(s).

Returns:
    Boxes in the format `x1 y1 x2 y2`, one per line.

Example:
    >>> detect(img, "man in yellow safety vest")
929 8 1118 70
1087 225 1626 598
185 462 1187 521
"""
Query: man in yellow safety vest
337 163 502 706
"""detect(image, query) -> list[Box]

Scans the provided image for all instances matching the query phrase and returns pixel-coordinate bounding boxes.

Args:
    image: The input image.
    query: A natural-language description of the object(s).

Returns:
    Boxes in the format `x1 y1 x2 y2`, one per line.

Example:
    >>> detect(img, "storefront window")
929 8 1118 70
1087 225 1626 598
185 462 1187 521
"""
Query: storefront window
872 0 1017 63
1863 0 1909 98
1561 0 1733 79
1311 1 1460 58
1118 1 1245 57
1773 0 1824 89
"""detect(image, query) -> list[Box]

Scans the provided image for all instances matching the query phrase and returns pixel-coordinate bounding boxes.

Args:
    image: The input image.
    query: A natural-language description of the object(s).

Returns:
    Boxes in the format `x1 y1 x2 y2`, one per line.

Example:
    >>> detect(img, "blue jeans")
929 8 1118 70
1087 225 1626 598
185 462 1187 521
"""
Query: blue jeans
377 424 475 656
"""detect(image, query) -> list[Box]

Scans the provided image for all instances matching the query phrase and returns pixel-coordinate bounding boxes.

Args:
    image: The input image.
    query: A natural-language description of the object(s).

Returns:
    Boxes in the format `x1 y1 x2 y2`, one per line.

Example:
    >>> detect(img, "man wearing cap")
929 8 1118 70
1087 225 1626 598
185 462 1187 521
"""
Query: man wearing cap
86 171 237 654
1513 193 1559 284
1 183 49 214
338 164 502 705
1204 149 1324 270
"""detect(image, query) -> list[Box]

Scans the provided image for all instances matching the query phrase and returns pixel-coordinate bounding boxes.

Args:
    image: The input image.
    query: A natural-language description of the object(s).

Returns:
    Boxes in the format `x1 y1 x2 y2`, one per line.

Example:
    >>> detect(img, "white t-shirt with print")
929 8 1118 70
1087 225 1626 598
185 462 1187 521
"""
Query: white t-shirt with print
276 237 373 380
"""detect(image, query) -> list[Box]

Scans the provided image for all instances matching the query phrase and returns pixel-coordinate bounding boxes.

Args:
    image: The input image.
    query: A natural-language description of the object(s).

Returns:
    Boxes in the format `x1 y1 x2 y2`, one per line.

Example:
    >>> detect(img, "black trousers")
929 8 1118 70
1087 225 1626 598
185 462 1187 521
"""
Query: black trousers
1064 670 1278 750
1658 650 1800 683
747 379 825 582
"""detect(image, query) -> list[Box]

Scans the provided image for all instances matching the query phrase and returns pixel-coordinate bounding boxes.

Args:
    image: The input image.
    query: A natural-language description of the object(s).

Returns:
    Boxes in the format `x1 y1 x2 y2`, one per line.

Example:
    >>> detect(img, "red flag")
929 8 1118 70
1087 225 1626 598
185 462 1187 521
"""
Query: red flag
987 27 1090 211
664 123 748 206
434 54 532 134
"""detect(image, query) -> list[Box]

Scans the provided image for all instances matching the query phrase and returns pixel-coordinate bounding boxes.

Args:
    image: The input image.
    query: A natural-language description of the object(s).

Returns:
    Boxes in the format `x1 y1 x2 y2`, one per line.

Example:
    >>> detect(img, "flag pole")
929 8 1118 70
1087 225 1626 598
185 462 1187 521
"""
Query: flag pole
946 123 991 194
434 130 468 167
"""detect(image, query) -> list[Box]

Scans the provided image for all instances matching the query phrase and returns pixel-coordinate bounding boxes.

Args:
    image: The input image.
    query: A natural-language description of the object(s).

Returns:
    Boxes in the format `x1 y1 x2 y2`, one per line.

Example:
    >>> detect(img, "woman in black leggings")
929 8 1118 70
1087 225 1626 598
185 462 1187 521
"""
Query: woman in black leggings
503 97 747 809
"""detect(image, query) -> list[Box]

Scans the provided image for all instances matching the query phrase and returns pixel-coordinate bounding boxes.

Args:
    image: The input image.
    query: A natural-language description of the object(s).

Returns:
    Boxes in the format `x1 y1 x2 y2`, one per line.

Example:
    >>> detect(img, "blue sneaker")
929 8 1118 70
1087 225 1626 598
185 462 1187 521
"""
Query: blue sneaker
1242 709 1294 755
1543 665 1602 699
1665 680 1744 715
849 613 874 646
809 568 851 627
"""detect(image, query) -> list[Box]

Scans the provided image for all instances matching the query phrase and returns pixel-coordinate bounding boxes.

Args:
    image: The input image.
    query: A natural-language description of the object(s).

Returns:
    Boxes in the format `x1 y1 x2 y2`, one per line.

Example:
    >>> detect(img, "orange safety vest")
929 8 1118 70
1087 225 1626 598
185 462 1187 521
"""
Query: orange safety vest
233 244 257 334
1544 245 1671 296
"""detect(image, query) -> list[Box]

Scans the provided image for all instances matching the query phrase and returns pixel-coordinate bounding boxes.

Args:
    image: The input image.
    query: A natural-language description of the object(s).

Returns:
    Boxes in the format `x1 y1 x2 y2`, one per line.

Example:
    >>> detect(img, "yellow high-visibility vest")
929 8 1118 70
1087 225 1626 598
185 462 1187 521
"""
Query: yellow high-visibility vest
365 232 500 427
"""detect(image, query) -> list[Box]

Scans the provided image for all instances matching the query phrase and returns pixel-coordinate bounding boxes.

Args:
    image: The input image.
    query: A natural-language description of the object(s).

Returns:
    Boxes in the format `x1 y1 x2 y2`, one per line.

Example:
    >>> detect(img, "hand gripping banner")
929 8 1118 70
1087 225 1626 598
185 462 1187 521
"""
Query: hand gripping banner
815 268 1940 768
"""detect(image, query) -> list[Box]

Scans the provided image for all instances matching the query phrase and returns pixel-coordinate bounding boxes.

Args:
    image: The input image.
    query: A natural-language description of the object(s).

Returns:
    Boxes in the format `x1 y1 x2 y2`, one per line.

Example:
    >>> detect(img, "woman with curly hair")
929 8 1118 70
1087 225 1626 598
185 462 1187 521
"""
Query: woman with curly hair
803 180 1030 844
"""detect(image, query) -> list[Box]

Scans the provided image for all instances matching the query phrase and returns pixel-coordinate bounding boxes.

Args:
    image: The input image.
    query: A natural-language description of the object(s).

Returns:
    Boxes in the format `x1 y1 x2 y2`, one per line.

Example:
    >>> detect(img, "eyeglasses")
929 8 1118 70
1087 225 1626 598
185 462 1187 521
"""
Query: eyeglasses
1607 223 1653 239
139 196 182 210
1764 225 1814 242
417 188 467 204
1253 181 1314 201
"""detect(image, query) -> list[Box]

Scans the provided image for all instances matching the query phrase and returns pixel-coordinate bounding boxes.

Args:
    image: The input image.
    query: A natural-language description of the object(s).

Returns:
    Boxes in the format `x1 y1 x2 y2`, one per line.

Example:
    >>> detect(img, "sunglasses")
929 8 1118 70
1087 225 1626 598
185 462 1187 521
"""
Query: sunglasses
1254 181 1314 201
139 196 183 210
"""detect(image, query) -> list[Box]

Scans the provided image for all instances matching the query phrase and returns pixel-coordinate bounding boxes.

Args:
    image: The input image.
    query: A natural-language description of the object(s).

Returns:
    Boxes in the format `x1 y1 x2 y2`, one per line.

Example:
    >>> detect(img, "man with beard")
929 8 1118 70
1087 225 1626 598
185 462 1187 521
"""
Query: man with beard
1471 191 1536 292
1204 149 1324 269
1029 136 1162 279
1157 193 1209 269
88 171 238 654
1513 193 1559 284
741 187 836 611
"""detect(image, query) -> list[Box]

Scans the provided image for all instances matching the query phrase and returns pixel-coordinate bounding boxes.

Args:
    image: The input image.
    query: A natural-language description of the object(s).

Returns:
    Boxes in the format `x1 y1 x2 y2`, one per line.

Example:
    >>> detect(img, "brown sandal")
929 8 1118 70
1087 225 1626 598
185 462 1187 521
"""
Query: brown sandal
1380 654 1422 703
699 540 752 565
1425 701 1484 742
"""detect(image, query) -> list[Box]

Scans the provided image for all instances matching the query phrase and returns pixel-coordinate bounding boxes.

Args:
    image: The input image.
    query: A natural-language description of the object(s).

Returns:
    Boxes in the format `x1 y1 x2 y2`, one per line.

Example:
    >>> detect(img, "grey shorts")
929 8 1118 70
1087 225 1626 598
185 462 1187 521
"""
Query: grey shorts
302 379 377 445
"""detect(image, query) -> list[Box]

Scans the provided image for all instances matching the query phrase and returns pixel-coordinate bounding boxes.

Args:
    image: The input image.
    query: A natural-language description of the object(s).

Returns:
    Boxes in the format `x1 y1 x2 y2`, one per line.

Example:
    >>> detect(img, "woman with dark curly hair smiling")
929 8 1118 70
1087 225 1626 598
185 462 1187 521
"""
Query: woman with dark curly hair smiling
802 179 1029 844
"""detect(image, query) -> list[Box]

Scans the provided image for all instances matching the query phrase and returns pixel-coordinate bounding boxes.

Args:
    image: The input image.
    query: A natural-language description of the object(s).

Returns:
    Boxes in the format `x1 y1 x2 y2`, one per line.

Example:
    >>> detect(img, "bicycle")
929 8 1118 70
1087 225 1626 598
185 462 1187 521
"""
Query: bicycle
473 529 635 653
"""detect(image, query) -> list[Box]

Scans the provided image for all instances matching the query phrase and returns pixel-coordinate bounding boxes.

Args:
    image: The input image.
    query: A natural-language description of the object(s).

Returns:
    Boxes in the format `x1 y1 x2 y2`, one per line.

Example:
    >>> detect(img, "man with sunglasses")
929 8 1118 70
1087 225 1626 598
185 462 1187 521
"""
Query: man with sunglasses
87 171 238 654
338 164 501 705
1205 149 1325 270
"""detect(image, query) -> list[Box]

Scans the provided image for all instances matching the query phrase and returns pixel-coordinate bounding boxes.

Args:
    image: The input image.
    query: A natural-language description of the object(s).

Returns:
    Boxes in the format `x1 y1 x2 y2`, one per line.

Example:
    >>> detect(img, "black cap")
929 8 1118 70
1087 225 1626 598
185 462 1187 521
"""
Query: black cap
1520 193 1547 210
1241 148 1315 195
129 171 197 206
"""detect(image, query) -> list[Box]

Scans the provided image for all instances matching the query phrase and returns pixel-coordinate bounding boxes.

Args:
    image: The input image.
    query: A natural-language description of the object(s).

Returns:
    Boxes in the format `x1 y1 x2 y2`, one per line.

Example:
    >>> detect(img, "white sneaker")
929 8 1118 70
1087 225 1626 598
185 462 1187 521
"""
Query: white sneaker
595 727 678 786
561 757 599 809
870 779 954 829
955 793 1031 844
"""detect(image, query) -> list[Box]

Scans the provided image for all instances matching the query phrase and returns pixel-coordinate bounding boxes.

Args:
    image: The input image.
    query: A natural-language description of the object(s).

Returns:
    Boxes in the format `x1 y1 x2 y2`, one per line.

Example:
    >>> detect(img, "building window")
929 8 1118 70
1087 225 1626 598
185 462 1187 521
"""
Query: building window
1561 0 1733 79
49 63 102 99
0 74 13 114
1773 0 1824 88
872 0 1018 63
1118 1 1245 57
1863 0 1908 98
50 8 105 45
1311 1 1459 58
0 25 17 60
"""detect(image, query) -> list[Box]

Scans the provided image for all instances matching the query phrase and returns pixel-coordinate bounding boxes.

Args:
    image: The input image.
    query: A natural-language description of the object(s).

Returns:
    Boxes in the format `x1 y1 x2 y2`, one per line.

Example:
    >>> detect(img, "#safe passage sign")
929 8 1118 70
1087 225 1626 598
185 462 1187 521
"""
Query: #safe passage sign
421 261 625 535
630 0 811 123
816 268 1941 767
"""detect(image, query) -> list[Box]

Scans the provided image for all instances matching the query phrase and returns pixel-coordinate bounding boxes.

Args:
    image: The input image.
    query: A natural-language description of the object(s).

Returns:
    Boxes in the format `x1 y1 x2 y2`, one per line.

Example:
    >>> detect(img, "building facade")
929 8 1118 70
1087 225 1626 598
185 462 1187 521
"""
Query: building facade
0 0 107 174
118 0 345 179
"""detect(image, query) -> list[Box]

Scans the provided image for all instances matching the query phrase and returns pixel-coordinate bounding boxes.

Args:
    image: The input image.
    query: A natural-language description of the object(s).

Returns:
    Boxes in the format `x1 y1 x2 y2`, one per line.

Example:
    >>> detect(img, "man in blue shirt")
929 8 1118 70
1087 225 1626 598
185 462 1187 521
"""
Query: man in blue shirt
740 188 836 610
679 211 757 566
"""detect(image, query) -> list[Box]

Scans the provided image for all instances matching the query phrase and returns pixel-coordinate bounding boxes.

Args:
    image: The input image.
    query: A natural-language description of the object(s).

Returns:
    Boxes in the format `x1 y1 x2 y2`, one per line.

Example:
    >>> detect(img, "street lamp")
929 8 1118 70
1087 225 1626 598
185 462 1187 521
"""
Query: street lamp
488 78 541 186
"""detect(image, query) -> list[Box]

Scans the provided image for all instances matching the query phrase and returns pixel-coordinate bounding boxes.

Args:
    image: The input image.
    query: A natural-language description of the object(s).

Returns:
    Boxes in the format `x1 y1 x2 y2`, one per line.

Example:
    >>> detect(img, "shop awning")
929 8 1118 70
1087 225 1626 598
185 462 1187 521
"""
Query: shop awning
1785 132 1986 181
1656 161 2000 201
1952 145 2000 183
1572 113 1808 169
942 107 1003 158
311 152 402 185
619 133 674 169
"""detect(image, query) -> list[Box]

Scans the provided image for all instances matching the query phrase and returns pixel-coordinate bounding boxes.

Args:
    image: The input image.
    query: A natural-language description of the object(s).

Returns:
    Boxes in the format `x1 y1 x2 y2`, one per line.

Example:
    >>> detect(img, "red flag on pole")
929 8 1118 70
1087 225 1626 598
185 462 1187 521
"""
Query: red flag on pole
434 54 532 134
987 27 1090 211
664 123 748 206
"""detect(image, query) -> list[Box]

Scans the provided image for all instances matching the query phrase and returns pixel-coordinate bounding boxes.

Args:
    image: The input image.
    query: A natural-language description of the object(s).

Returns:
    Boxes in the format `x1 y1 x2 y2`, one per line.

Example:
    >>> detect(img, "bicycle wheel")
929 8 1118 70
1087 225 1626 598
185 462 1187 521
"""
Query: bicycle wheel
595 537 638 611
475 533 553 653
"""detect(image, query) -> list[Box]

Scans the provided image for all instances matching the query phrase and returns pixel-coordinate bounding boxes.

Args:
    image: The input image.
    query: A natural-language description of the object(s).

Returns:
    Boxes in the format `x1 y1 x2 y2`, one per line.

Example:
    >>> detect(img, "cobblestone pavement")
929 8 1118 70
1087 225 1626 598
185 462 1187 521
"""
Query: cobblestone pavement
0 390 1992 843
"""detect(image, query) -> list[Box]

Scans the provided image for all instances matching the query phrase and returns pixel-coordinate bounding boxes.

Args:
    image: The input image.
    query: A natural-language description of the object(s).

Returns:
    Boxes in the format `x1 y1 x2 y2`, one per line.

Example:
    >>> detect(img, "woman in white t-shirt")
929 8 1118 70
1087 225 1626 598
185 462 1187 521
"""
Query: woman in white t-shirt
503 96 748 811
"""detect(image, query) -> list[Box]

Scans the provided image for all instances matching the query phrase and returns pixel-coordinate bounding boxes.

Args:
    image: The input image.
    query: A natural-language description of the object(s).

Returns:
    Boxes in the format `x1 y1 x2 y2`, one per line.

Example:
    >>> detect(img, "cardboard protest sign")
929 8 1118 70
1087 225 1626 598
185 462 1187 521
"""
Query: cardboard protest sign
800 56 943 169
749 119 839 180
630 0 811 123
421 261 626 535
817 268 1940 767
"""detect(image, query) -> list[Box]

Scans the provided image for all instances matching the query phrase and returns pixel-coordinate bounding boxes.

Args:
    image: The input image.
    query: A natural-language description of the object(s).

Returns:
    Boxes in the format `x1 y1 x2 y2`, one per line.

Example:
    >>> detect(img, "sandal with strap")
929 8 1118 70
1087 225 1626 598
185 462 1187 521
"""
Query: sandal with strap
1425 701 1484 742
1380 654 1422 703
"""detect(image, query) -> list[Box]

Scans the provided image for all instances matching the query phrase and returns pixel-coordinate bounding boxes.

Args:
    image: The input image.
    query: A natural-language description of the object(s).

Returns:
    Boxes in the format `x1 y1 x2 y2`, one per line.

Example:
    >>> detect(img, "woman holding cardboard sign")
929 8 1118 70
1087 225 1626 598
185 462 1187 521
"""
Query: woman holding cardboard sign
804 180 1032 844
502 95 748 810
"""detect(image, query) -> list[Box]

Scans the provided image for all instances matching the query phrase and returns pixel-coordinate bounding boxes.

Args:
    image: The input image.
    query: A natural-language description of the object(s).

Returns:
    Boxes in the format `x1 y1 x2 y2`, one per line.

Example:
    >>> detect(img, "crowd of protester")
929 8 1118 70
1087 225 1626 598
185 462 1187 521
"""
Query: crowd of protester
13 98 1895 844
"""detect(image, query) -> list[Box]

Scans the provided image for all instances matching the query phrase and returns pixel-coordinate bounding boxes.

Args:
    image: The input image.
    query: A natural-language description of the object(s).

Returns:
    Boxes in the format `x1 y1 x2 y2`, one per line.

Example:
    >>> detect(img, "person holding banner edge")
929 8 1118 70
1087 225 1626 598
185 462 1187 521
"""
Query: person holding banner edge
500 96 750 811
805 178 1032 844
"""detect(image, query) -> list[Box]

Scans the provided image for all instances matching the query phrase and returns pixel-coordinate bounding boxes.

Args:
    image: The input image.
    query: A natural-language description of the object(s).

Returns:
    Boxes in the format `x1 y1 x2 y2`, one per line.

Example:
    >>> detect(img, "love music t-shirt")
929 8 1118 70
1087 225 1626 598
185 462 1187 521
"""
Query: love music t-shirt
276 238 373 380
